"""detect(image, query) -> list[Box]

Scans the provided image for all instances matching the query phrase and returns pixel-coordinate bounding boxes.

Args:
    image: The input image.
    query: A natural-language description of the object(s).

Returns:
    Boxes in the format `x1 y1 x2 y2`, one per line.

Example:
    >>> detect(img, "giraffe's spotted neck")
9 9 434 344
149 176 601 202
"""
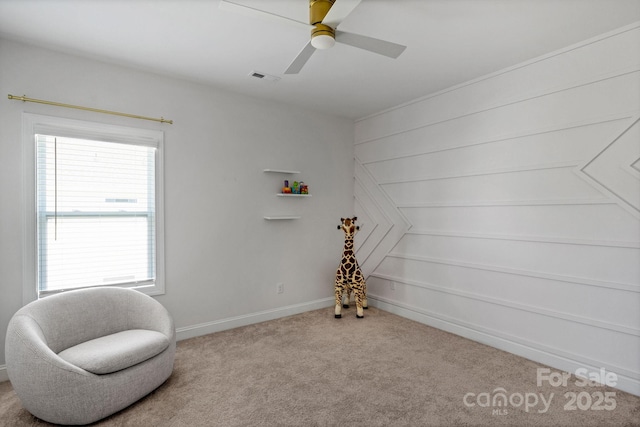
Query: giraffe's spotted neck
342 236 355 255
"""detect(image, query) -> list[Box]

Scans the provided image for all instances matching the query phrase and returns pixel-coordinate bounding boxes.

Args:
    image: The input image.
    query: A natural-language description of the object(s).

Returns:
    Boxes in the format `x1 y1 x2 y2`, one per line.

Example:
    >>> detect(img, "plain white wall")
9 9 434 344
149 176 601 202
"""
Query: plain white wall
353 23 640 395
0 38 355 373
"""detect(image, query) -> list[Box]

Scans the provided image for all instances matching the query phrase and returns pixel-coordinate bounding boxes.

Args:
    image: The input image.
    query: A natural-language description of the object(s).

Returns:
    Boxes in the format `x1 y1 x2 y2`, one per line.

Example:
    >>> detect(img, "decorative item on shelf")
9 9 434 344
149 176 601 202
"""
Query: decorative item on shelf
280 179 310 195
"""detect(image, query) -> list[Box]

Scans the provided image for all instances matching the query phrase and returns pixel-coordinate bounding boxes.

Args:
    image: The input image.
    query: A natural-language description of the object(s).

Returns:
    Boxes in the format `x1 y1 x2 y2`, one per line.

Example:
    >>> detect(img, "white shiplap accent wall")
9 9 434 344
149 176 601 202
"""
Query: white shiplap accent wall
353 23 640 396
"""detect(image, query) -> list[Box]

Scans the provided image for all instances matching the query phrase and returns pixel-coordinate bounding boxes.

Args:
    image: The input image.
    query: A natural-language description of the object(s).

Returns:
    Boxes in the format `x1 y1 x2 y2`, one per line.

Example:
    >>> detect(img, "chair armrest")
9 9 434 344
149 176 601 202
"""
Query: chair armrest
124 292 175 340
6 314 91 397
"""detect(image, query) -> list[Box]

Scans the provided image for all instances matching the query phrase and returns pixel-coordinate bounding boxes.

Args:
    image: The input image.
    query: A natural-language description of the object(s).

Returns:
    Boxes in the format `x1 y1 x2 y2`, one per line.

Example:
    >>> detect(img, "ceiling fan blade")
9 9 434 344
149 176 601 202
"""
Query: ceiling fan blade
284 41 316 74
219 0 312 31
321 0 362 28
335 30 406 58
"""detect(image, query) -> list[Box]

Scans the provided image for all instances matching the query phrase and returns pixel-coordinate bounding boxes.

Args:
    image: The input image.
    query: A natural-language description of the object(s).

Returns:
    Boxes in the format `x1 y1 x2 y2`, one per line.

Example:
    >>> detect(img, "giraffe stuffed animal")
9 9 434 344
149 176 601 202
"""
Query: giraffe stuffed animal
335 217 368 318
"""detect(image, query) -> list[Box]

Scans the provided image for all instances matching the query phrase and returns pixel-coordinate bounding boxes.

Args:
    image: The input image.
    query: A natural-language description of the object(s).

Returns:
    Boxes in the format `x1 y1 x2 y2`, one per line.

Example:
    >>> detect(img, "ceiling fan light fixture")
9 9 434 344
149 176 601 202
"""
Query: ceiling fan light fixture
311 22 335 50
311 33 335 49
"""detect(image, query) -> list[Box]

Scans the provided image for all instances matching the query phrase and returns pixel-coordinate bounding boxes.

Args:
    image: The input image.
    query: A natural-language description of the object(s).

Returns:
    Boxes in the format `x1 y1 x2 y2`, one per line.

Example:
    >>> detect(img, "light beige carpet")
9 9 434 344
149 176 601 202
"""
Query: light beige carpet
1 306 639 426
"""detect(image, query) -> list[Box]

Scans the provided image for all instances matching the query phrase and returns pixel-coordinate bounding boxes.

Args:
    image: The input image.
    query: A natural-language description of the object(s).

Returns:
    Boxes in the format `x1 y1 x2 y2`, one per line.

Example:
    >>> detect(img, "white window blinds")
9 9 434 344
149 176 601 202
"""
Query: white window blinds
35 134 158 294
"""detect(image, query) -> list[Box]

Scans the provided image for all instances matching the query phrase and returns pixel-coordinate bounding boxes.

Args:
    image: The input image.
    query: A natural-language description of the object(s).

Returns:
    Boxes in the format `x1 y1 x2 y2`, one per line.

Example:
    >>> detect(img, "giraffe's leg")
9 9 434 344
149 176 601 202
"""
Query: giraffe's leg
334 278 345 318
362 279 368 309
355 290 364 318
353 281 365 318
343 283 352 308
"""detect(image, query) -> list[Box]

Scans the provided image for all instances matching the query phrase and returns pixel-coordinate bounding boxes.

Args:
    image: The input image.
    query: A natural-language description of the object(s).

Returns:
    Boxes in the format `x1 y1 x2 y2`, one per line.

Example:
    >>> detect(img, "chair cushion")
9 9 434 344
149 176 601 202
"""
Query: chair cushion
58 329 170 375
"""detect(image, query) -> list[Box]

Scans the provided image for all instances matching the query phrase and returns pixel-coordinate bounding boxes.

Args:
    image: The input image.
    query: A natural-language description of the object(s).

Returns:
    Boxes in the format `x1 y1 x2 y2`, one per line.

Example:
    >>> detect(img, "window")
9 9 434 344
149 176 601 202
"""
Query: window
23 114 164 300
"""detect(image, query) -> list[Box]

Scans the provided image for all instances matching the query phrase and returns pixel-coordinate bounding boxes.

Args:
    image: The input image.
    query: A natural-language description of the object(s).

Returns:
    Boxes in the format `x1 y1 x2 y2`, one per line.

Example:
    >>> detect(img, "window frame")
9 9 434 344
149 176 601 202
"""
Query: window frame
22 113 165 303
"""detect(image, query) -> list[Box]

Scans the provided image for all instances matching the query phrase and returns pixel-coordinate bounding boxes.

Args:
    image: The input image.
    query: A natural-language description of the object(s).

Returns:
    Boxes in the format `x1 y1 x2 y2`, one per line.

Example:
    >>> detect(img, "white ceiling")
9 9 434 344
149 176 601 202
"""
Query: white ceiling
1 0 639 119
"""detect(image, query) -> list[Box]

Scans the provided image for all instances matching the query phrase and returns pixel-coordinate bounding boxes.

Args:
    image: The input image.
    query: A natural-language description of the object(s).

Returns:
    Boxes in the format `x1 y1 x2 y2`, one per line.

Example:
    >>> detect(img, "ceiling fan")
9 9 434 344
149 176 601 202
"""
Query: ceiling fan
219 0 407 74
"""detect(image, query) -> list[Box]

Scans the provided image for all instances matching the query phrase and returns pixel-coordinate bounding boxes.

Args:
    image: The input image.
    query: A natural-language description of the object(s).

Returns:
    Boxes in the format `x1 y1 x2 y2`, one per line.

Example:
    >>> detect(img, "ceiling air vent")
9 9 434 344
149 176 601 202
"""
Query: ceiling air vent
249 71 280 82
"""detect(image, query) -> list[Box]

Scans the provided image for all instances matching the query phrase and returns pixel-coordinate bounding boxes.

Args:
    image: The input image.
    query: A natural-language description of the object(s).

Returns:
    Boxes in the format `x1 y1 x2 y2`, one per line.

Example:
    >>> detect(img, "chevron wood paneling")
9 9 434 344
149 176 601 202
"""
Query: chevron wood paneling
354 160 410 278
578 116 640 217
353 23 640 396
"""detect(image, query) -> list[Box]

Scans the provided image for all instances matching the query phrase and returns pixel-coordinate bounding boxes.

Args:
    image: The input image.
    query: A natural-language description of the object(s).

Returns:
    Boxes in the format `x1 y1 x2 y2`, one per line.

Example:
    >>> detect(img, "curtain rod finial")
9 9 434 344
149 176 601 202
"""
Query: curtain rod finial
7 94 27 101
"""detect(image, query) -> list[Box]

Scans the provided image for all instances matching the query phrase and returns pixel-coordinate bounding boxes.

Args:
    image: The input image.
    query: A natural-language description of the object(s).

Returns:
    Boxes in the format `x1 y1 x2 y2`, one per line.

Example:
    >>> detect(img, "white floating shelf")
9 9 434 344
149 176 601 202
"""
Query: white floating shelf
263 216 301 220
263 169 300 174
277 193 311 197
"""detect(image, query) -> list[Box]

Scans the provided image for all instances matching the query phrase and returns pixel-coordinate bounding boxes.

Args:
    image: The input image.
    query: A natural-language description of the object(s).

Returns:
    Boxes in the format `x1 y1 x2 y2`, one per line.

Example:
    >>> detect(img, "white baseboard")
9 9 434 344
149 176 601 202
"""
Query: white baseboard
369 296 640 397
175 297 334 341
0 365 8 383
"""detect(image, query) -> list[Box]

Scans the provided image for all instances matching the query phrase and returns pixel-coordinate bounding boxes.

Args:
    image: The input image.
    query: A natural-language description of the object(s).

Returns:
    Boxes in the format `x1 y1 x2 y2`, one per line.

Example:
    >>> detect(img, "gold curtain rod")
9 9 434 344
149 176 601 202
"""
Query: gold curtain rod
7 94 173 124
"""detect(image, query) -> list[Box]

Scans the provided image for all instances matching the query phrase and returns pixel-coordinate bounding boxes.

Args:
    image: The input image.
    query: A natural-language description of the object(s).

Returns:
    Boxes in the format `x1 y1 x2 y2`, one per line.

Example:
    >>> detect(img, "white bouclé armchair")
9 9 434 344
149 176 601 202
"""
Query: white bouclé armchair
5 286 175 425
